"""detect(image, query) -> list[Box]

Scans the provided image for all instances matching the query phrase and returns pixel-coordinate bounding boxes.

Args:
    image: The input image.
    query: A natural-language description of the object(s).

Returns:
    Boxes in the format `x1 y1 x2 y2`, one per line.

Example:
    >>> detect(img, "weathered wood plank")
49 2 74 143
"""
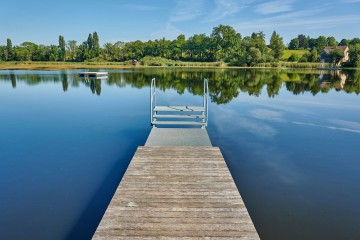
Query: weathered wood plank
93 147 259 239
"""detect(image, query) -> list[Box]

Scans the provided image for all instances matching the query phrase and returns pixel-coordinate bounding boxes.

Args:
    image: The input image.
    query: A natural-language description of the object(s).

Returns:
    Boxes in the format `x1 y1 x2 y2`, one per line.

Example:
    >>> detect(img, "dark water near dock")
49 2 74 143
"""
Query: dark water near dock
0 68 359 239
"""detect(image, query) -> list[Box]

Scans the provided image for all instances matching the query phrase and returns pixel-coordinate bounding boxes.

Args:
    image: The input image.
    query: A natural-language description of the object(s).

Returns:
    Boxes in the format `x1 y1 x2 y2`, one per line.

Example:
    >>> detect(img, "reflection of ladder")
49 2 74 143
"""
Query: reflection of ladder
150 78 209 129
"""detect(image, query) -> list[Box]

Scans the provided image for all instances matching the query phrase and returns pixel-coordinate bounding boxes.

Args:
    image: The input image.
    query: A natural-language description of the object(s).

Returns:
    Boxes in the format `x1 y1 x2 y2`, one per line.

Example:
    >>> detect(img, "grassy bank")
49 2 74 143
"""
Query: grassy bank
0 59 356 70
281 49 309 60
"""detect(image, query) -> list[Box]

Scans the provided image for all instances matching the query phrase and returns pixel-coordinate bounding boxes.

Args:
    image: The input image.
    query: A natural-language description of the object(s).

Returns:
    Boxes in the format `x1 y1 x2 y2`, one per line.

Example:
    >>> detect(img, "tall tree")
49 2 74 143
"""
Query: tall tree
87 33 94 58
58 35 66 61
6 38 13 61
316 36 328 53
66 40 77 61
298 34 308 49
92 32 100 57
269 31 285 60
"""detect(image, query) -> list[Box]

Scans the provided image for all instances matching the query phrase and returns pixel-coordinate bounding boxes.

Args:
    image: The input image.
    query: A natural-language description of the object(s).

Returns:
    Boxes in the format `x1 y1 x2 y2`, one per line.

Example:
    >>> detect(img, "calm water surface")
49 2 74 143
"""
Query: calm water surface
0 68 359 240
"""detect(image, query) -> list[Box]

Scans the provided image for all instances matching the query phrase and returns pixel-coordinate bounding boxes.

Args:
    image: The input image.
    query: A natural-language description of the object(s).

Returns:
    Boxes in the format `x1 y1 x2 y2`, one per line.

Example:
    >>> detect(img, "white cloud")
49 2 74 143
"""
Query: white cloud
329 119 360 131
292 121 360 134
235 8 360 31
205 0 253 22
151 23 183 40
255 0 294 15
170 0 205 22
213 106 278 138
249 109 285 122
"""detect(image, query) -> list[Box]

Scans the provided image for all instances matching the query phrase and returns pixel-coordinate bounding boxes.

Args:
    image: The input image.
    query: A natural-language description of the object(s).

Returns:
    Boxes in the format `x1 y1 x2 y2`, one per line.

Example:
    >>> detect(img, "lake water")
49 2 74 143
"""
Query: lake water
0 68 359 240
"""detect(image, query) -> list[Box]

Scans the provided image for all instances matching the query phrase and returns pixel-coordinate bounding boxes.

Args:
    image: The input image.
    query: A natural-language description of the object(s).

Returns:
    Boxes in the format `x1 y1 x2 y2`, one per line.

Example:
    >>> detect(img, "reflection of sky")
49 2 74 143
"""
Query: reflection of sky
209 84 360 239
1 70 360 240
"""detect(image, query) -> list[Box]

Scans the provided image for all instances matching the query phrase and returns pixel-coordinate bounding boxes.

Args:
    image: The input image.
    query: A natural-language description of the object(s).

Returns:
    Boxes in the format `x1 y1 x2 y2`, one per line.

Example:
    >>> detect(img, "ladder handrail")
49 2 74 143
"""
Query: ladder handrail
203 78 209 127
150 78 156 123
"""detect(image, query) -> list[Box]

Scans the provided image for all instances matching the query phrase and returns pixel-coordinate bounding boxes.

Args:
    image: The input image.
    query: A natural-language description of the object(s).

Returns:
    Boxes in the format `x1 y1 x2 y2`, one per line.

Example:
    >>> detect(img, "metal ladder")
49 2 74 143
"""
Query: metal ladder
150 78 209 129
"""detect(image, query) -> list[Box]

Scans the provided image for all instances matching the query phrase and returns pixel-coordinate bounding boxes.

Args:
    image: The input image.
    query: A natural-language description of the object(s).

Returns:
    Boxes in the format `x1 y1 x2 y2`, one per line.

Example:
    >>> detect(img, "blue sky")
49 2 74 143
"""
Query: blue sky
1 0 359 46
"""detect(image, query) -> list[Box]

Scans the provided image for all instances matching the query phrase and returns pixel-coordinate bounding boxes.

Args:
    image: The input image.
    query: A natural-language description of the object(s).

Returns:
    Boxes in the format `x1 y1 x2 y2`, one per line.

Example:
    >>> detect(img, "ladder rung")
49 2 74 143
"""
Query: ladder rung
153 114 204 119
154 106 205 112
152 121 205 126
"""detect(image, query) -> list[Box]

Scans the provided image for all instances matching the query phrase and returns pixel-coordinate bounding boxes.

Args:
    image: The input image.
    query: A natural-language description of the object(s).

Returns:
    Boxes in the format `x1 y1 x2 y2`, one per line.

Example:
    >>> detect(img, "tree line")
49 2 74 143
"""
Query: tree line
0 25 359 67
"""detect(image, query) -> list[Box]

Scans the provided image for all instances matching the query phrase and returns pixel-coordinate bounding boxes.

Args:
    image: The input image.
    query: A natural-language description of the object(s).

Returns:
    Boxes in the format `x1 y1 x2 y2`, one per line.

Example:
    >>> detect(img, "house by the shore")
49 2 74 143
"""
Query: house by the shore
320 46 349 65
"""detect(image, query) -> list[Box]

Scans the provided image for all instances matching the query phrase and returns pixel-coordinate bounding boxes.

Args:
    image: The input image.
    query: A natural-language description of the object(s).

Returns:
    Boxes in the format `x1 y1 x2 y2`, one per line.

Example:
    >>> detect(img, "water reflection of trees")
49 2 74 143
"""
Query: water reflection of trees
1 68 359 103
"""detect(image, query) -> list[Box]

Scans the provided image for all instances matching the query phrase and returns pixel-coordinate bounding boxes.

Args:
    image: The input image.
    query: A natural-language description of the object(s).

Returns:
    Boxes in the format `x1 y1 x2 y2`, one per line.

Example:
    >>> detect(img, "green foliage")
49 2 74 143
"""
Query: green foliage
58 35 66 61
288 53 299 62
66 40 77 61
299 48 319 62
349 44 360 67
1 27 358 68
269 31 285 60
297 34 308 49
210 24 241 62
288 38 299 50
328 48 344 65
338 39 349 46
316 36 328 53
327 36 337 46
140 56 176 66
6 38 13 61
0 46 7 61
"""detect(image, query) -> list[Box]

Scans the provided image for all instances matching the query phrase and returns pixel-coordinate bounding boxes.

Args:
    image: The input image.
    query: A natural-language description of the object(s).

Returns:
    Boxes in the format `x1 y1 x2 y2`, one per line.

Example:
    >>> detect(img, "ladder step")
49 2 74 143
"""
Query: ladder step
152 121 205 126
154 106 205 112
153 114 204 119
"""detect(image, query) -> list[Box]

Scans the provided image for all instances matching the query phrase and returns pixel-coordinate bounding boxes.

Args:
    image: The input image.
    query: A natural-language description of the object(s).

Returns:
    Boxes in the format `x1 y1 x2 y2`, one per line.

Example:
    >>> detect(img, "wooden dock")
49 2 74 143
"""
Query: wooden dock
79 72 108 78
93 128 259 239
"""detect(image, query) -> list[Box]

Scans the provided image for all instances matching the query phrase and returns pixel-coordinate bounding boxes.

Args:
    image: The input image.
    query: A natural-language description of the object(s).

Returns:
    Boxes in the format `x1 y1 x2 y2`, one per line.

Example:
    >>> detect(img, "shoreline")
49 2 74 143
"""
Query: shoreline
0 61 358 71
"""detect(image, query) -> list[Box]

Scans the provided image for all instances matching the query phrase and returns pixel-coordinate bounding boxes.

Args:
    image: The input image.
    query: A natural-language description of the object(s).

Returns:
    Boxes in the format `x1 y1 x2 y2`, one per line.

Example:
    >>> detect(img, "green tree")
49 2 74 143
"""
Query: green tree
6 38 13 61
58 35 66 61
186 34 211 61
0 46 8 61
170 34 186 60
210 24 241 62
66 40 77 61
288 53 299 62
48 45 59 61
328 48 344 65
32 45 50 61
349 44 360 67
327 36 337 46
76 41 90 61
308 38 317 49
297 34 308 49
338 39 349 46
316 36 328 53
288 38 299 50
86 33 94 58
92 32 100 58
269 31 285 60
349 38 360 46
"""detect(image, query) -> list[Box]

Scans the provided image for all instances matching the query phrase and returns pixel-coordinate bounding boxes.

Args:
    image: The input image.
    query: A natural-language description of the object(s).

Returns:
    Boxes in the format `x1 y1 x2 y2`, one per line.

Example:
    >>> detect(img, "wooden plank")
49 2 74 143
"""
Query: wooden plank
93 147 259 239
